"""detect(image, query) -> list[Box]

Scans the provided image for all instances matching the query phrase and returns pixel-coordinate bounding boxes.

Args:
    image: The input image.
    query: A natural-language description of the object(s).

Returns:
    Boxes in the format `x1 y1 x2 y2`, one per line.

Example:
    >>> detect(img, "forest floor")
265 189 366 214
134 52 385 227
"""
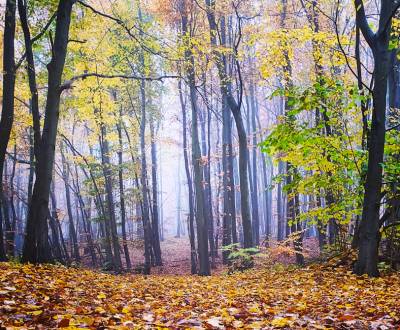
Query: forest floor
122 237 321 275
1 258 399 329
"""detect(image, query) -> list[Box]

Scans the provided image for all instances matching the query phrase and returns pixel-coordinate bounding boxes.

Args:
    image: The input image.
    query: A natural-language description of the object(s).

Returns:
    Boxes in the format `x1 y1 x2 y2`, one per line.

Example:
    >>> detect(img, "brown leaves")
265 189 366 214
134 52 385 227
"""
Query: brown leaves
0 262 399 329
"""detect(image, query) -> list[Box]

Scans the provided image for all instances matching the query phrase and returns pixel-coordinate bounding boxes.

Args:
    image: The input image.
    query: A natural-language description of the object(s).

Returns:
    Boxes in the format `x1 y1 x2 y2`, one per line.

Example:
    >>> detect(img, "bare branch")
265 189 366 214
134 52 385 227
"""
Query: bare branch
60 72 181 91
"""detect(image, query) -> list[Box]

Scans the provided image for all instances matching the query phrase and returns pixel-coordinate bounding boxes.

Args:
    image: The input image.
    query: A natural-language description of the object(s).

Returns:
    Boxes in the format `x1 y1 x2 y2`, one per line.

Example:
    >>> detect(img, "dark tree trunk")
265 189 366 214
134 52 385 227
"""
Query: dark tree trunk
354 0 393 277
0 0 16 261
387 32 400 240
22 0 74 264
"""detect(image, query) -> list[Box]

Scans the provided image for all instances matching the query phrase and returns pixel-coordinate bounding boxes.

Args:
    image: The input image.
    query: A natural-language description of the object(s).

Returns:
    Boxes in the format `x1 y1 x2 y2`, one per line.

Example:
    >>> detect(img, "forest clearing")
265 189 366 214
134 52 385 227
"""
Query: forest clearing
1 0 400 328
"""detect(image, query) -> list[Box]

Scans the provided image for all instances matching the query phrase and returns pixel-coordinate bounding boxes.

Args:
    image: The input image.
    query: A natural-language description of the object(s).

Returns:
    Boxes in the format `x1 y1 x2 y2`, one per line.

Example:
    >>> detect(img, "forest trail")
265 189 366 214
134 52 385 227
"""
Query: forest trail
88 237 320 275
125 237 225 275
0 262 398 329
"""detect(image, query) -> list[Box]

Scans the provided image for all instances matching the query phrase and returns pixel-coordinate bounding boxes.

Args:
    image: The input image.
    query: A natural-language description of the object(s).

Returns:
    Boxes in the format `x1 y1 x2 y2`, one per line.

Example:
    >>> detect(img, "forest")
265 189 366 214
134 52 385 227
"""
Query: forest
0 0 400 328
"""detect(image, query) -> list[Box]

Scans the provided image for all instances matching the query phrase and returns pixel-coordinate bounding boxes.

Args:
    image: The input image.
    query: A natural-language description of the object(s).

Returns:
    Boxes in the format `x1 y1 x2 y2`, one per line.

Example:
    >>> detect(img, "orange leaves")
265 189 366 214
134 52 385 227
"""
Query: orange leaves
0 262 400 329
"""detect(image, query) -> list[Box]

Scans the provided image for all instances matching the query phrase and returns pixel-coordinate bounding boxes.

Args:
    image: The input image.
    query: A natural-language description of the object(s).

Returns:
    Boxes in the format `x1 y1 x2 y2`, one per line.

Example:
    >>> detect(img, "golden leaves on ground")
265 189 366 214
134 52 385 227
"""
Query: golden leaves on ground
0 262 399 329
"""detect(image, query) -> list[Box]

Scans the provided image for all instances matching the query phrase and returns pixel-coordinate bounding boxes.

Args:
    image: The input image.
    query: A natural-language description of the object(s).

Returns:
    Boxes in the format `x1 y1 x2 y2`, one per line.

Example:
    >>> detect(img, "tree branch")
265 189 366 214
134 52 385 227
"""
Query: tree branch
15 11 57 70
386 123 400 132
378 1 400 37
60 72 181 91
354 0 376 48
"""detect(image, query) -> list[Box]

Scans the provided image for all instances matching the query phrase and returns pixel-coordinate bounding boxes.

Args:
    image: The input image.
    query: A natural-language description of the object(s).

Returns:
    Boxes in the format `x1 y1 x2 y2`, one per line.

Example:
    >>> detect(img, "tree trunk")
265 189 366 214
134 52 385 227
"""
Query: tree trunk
180 9 211 275
205 1 253 247
200 104 215 266
250 83 260 246
99 123 122 271
150 115 162 266
50 182 69 263
0 0 16 261
178 80 197 274
222 95 233 263
117 115 132 270
72 166 97 267
22 0 74 264
61 145 80 262
17 0 41 159
139 70 152 275
354 0 393 277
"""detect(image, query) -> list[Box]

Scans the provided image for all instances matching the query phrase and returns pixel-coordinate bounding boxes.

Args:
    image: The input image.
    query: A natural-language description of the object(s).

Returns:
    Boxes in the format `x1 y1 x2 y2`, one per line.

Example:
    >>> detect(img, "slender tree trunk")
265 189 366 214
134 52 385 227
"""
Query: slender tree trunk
117 115 132 270
139 69 152 275
150 115 162 266
222 92 238 261
18 0 41 159
176 159 182 238
72 166 97 267
200 104 215 266
7 150 17 256
256 110 271 240
49 181 68 263
61 145 80 262
178 80 197 274
99 123 122 271
249 83 260 245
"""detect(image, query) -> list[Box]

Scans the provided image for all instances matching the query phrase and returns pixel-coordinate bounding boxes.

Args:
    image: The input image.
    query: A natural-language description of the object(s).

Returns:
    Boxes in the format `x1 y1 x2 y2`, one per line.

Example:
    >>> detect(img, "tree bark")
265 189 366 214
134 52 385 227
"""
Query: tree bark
354 0 393 277
22 0 74 264
0 0 16 261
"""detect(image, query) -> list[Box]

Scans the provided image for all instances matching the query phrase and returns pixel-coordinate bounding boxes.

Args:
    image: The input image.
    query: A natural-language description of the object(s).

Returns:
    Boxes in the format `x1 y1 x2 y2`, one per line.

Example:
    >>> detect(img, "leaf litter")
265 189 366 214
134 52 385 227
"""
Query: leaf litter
0 262 399 329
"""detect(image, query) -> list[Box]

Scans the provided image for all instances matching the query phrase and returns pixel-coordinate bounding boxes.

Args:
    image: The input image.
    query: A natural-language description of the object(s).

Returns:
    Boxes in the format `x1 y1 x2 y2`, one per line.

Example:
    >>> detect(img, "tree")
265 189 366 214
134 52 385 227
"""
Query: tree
180 0 210 275
205 0 253 248
0 0 17 262
22 0 75 263
353 0 396 277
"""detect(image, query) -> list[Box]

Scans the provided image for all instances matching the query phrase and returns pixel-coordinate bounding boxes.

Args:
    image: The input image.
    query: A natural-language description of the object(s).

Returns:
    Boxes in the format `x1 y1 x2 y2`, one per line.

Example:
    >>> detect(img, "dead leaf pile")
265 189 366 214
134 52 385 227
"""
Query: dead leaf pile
0 262 399 329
